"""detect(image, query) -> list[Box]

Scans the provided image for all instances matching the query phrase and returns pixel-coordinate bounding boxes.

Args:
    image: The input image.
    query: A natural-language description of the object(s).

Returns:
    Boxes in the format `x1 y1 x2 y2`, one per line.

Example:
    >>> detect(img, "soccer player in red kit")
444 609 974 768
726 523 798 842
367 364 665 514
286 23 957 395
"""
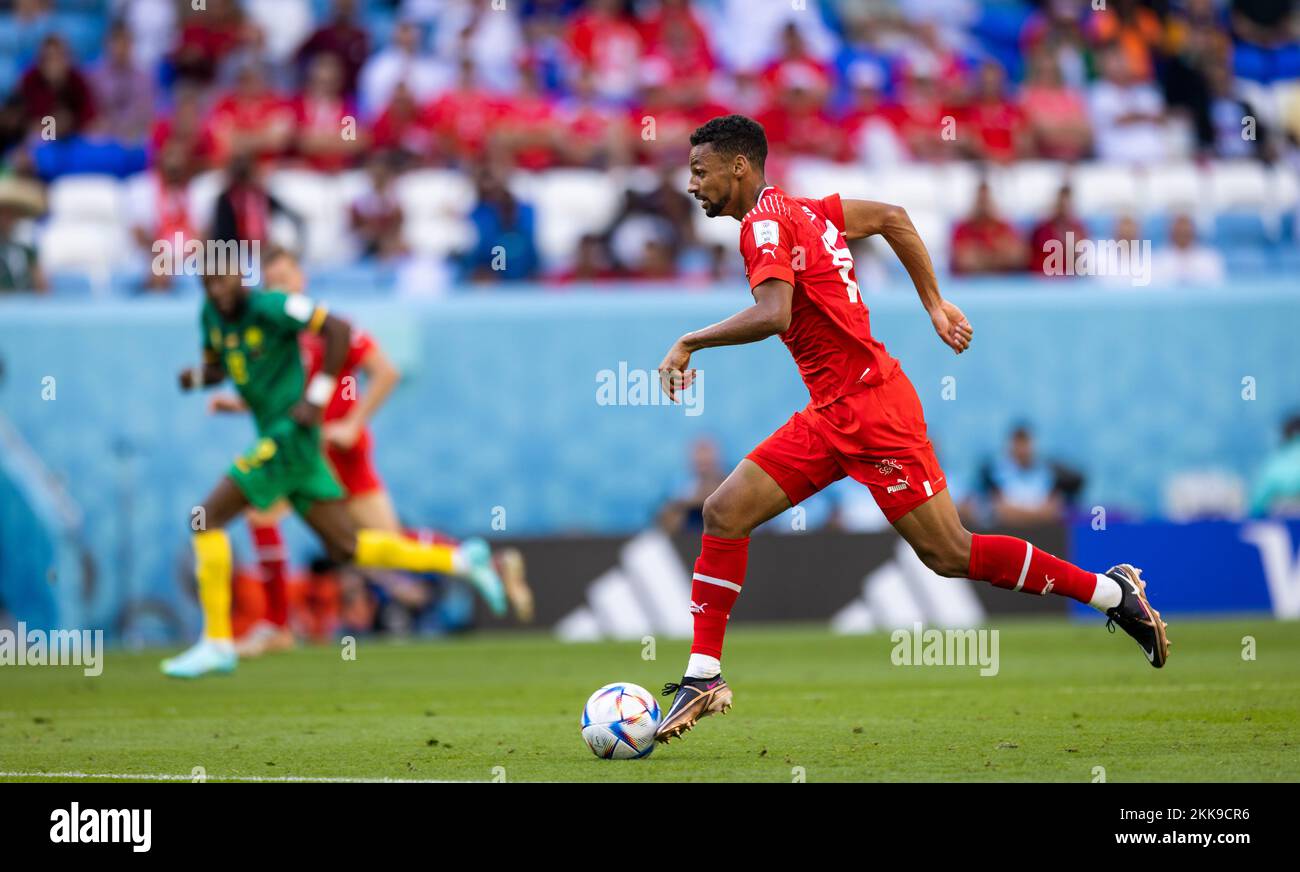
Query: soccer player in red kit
654 115 1169 744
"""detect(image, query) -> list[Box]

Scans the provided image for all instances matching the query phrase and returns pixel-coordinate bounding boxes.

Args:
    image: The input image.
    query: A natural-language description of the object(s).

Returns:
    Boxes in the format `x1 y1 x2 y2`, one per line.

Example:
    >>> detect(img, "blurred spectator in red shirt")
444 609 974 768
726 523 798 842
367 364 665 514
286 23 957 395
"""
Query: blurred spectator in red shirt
1019 48 1092 160
636 0 716 101
951 181 1027 275
130 143 198 292
349 151 407 262
18 35 97 138
761 23 834 105
490 63 559 171
297 0 371 99
294 53 366 172
371 82 438 163
841 62 906 166
555 65 631 168
151 81 217 174
961 60 1028 163
426 57 501 167
756 66 846 162
171 0 248 84
206 62 294 166
92 22 155 144
1028 185 1089 276
567 0 644 101
886 65 961 162
550 233 620 284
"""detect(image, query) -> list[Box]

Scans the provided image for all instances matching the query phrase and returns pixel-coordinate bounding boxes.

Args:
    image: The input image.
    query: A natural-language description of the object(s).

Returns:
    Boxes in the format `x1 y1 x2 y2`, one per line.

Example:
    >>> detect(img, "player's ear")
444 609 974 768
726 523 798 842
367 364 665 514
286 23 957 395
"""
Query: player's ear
733 154 748 178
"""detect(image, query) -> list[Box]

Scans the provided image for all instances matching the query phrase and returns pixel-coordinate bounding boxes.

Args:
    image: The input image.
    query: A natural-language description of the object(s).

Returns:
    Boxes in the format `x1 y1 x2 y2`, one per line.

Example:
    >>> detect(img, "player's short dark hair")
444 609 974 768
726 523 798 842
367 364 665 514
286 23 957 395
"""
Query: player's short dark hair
690 114 767 169
262 244 298 268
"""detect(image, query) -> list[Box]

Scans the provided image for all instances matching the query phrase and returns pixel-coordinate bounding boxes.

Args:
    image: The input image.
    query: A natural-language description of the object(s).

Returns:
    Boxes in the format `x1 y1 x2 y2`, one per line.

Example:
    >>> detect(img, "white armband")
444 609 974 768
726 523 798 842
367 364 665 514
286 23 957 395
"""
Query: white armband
306 373 337 406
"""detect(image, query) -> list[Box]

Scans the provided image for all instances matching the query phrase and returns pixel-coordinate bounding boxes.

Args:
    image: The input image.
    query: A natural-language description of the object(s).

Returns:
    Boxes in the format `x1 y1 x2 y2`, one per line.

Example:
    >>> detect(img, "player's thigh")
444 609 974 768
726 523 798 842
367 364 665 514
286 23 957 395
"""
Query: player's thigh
702 459 795 537
346 488 401 532
299 499 359 562
197 476 251 531
891 489 972 578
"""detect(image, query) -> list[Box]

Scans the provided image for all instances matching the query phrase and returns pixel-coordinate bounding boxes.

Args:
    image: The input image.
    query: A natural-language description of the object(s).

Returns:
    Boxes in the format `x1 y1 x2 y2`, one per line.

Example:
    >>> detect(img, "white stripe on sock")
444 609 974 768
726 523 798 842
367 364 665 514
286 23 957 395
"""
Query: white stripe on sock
1012 541 1033 592
692 572 742 592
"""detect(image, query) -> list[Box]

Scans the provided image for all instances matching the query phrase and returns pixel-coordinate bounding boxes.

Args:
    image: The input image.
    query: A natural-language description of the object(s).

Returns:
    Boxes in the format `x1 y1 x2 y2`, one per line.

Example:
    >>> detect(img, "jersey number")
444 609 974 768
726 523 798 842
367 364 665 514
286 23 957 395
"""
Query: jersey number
818 224 861 303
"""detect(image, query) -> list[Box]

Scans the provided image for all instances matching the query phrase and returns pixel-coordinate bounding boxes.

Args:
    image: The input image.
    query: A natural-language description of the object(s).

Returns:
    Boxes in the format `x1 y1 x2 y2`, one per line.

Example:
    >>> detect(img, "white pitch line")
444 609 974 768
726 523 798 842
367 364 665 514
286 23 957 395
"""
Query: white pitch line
0 771 476 784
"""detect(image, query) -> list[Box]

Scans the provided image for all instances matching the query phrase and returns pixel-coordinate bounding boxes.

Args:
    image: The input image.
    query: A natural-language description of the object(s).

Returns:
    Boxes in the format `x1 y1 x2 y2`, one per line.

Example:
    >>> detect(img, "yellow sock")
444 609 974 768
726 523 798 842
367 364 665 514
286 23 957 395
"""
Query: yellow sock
193 529 233 641
355 530 460 574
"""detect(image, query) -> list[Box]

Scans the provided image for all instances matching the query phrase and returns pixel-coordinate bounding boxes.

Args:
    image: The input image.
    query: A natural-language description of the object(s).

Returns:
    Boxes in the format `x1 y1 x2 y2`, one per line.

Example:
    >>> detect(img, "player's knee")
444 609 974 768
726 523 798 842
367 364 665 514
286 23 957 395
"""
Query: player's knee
702 491 749 538
916 528 972 578
330 533 357 564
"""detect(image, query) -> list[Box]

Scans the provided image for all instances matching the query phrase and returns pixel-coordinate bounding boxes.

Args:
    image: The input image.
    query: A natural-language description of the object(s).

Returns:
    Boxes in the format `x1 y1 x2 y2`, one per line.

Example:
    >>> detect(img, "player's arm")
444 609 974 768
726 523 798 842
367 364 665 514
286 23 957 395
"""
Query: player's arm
657 279 792 401
323 339 401 449
178 349 226 391
840 198 973 355
290 312 353 428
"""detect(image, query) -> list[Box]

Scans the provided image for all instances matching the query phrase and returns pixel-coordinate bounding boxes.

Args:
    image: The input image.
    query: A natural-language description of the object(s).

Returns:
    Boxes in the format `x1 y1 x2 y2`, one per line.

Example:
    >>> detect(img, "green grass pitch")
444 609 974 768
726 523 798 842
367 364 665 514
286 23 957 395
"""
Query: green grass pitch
2 618 1297 782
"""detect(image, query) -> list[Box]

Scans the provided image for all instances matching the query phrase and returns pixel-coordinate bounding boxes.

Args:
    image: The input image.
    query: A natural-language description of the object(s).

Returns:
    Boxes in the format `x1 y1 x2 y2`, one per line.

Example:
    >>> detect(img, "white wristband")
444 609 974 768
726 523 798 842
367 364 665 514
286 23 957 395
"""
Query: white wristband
306 373 336 406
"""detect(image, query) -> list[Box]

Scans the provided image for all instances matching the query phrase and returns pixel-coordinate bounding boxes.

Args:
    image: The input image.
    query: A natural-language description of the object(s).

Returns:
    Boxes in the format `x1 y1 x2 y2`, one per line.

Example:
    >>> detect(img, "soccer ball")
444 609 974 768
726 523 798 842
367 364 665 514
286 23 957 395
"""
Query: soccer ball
581 682 660 759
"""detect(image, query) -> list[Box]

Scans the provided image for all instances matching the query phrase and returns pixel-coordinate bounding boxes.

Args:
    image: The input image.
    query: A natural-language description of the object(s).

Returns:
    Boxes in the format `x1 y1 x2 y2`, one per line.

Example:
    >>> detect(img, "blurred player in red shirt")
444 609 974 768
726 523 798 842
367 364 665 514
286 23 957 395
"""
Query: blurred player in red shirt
653 115 1169 744
210 248 532 653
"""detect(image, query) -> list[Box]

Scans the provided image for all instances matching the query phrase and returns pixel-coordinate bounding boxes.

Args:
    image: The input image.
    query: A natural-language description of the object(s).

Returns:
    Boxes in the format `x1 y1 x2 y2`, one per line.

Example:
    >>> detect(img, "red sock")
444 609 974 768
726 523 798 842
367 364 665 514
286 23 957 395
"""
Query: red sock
689 535 749 659
967 533 1097 603
250 522 289 627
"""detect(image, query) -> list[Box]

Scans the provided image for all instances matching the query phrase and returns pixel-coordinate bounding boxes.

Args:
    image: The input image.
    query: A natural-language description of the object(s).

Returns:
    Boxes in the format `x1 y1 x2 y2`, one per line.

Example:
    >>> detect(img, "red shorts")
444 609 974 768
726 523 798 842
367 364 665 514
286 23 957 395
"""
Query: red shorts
325 429 384 497
747 369 946 523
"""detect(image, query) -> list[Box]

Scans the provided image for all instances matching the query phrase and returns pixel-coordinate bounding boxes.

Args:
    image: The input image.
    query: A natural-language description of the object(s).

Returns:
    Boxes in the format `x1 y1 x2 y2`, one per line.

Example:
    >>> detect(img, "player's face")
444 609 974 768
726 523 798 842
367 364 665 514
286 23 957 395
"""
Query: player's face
263 256 304 294
204 272 247 318
687 144 736 219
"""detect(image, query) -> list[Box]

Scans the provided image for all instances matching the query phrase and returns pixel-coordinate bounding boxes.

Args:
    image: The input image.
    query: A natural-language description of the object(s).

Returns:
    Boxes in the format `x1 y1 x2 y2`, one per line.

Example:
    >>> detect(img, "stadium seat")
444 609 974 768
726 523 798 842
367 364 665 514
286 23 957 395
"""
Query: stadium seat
394 169 476 224
514 169 623 267
1070 162 1140 215
1003 161 1069 220
1140 162 1205 214
38 219 132 293
186 170 226 237
1207 160 1271 213
47 174 123 223
267 169 341 222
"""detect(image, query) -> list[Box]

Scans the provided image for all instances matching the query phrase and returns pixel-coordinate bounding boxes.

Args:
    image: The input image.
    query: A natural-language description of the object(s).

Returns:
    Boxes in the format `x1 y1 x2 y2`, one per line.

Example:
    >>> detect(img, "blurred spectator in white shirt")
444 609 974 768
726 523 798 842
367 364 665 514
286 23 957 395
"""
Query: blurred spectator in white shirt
91 22 155 143
1089 47 1168 163
422 0 525 94
1150 213 1226 285
359 20 452 120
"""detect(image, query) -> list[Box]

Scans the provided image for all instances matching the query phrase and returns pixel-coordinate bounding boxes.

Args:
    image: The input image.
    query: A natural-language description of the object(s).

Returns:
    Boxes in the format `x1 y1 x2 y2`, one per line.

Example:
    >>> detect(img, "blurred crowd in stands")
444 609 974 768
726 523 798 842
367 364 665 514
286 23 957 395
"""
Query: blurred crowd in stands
0 0 1297 293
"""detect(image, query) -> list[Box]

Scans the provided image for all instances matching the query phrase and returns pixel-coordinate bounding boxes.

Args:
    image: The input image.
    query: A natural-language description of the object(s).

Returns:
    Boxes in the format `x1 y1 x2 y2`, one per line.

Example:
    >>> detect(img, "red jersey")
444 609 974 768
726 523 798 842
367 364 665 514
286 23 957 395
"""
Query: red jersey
299 324 375 423
738 186 897 407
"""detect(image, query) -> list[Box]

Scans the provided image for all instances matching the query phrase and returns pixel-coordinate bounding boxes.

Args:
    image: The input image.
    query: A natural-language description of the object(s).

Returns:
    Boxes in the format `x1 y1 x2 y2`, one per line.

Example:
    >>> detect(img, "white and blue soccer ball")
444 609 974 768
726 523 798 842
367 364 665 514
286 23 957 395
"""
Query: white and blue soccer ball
581 682 660 759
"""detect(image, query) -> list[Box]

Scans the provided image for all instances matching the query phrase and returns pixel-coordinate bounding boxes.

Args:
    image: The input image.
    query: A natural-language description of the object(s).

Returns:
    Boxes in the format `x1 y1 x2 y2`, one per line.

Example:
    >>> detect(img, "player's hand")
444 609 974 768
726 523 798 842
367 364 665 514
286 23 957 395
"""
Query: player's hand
322 418 362 450
658 339 696 403
930 299 973 354
290 398 324 429
207 393 245 415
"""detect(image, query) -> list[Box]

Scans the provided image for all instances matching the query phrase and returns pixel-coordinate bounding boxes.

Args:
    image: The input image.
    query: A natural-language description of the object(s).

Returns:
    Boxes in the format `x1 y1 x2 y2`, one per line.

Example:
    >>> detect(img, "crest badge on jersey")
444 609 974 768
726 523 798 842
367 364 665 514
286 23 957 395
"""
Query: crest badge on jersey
752 219 779 249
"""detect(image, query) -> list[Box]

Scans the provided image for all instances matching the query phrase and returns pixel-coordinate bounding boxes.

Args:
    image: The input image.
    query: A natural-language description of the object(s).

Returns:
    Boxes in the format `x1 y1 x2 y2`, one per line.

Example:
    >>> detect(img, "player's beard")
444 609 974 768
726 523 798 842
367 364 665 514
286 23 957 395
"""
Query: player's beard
699 196 724 218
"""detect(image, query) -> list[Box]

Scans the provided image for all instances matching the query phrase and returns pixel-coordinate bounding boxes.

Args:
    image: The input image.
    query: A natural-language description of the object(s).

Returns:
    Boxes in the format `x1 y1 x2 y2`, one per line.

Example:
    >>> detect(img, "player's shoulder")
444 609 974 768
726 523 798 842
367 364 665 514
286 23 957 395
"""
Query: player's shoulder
741 186 798 226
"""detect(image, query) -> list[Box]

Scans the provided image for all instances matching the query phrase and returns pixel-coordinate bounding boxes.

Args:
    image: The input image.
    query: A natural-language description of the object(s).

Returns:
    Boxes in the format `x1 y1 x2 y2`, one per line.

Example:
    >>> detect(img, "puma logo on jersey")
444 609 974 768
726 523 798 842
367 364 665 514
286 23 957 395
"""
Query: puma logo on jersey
887 477 911 494
689 601 707 614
